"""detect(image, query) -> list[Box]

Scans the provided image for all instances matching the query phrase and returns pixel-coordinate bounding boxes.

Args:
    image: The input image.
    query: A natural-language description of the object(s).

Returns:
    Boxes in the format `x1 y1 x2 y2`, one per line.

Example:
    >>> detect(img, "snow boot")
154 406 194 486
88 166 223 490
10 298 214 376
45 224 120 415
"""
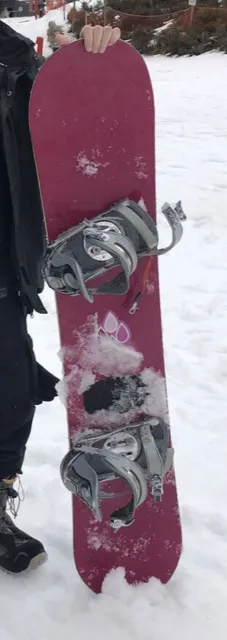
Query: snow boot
0 478 47 574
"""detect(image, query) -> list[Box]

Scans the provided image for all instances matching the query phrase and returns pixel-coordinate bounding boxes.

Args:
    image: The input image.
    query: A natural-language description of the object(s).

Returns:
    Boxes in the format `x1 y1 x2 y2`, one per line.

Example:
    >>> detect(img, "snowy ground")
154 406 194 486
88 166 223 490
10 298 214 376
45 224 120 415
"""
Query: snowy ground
1 12 227 640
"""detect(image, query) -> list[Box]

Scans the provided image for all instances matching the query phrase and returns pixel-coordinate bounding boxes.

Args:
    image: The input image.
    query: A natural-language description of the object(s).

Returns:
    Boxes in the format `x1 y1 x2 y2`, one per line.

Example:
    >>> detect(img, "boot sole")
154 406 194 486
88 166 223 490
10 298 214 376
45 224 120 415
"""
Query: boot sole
0 551 48 575
27 551 48 572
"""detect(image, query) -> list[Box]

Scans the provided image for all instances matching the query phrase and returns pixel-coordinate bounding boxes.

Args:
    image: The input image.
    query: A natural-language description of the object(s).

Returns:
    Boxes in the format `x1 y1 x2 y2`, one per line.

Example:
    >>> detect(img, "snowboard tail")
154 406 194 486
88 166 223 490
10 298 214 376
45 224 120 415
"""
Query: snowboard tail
29 39 182 593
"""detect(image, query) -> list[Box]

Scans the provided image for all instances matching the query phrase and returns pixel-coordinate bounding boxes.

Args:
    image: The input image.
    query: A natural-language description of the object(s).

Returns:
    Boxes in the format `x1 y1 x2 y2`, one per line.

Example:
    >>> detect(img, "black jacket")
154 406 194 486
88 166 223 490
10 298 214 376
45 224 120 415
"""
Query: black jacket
0 21 46 314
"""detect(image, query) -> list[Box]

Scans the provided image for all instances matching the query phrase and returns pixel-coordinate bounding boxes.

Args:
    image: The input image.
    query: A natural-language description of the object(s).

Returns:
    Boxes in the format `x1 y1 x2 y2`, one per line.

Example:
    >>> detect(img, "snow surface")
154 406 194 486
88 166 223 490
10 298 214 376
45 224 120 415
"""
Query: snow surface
1 12 227 640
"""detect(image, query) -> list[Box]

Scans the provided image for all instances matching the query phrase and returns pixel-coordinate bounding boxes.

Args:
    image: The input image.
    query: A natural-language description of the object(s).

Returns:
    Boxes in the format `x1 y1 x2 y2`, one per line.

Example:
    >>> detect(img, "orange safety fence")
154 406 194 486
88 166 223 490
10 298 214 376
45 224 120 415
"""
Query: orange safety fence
67 6 189 29
106 6 189 20
102 4 227 18
67 4 227 30
45 2 227 34
46 2 227 18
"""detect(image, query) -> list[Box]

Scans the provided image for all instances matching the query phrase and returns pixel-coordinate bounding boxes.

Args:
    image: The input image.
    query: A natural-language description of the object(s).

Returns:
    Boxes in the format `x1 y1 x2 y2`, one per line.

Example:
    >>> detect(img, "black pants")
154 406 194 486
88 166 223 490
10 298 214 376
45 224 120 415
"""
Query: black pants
0 282 59 479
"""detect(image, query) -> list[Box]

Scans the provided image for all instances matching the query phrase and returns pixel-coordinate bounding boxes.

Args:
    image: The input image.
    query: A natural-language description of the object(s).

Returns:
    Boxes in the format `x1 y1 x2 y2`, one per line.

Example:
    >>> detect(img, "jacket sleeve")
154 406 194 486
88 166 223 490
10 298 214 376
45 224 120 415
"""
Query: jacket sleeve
34 52 46 69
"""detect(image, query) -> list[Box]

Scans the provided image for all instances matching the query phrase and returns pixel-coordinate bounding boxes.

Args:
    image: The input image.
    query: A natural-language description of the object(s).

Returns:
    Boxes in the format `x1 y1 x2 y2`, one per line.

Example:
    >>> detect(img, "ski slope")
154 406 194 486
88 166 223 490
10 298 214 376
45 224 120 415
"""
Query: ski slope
1 13 227 640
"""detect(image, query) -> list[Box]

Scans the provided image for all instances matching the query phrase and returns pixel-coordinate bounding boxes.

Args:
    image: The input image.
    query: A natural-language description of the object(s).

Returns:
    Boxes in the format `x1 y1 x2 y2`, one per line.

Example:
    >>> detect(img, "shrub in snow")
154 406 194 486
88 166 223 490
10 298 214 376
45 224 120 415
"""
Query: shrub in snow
152 7 227 56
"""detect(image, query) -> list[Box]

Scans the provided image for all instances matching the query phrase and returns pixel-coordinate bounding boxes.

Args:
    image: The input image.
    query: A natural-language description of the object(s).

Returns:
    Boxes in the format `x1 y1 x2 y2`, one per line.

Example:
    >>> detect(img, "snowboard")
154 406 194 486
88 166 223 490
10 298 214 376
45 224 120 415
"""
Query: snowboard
29 39 182 593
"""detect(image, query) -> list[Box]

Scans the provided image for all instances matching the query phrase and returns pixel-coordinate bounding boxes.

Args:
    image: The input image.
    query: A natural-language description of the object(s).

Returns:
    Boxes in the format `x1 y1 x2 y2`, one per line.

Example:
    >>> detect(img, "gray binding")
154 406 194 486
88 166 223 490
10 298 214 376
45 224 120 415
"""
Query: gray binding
160 202 183 254
117 202 158 252
83 223 138 297
51 247 94 303
44 199 184 300
60 417 174 530
81 444 147 529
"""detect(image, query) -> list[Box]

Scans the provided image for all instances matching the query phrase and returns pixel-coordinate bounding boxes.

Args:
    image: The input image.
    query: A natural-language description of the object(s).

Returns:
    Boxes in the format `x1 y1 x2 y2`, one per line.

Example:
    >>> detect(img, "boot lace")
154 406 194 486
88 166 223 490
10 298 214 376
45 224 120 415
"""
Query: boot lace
0 477 25 519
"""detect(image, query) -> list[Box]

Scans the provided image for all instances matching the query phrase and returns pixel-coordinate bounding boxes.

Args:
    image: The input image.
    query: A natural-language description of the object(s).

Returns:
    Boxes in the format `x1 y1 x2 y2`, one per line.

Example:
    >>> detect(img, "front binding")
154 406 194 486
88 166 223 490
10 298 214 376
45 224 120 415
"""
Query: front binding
44 199 185 302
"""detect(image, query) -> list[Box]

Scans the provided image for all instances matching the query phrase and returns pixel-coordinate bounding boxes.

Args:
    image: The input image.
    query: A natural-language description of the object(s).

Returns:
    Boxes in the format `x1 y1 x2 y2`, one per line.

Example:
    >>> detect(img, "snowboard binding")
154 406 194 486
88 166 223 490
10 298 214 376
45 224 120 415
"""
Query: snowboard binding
60 417 173 530
44 200 184 303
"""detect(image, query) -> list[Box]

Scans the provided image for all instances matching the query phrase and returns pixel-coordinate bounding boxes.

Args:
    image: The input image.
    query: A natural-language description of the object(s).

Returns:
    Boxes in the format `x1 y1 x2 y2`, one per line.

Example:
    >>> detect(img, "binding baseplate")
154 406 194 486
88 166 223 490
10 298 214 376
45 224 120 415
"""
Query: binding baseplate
44 199 184 302
60 417 173 530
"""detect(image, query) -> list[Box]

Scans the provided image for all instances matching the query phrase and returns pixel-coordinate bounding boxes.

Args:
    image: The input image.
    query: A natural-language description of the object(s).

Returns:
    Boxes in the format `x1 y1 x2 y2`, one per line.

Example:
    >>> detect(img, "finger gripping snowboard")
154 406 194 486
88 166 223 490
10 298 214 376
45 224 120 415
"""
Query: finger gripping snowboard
29 40 182 593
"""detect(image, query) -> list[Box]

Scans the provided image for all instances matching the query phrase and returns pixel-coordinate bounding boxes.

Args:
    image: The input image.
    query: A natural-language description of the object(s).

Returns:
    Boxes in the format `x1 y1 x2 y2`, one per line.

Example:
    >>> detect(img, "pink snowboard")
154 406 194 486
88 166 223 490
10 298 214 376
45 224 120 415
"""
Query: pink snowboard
29 40 182 593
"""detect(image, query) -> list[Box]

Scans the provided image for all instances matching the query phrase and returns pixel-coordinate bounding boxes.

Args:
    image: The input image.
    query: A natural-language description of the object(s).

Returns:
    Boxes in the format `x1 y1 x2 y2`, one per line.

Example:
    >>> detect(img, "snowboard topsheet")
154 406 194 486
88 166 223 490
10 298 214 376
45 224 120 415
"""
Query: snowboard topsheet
29 40 182 593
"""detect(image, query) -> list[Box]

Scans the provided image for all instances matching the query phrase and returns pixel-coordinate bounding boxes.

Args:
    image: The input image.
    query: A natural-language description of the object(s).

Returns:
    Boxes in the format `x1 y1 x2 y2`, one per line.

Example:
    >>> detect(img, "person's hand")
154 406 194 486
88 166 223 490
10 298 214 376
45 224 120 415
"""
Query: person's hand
55 25 121 54
55 33 69 47
80 25 121 53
